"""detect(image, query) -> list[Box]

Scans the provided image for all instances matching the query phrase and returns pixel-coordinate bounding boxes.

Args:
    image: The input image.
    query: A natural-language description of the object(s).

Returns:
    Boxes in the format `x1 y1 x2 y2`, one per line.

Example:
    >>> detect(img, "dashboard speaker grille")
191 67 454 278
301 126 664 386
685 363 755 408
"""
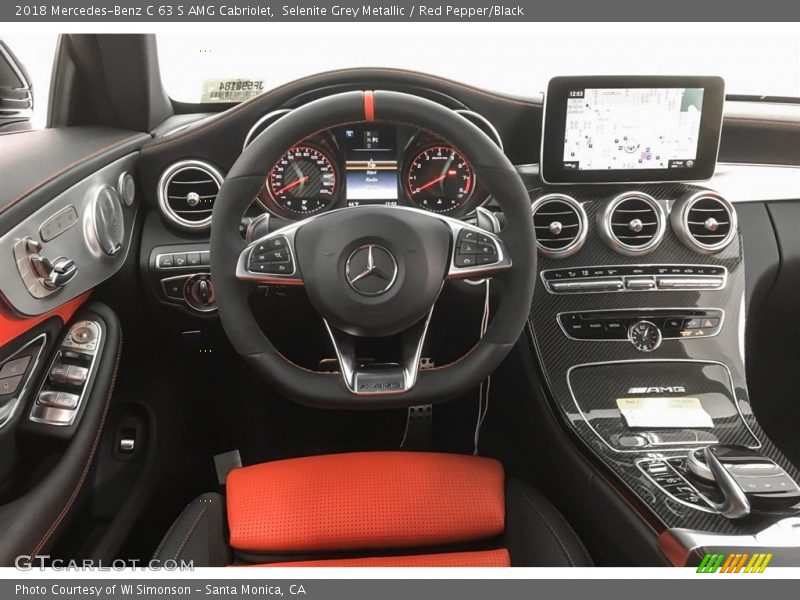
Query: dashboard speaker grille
673 191 737 254
531 194 587 258
600 192 666 256
158 160 223 231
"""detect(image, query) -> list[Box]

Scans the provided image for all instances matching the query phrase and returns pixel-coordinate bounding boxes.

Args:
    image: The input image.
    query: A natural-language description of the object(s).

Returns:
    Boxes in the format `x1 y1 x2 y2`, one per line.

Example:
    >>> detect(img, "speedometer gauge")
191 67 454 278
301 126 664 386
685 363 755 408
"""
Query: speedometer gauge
267 146 338 215
407 146 474 213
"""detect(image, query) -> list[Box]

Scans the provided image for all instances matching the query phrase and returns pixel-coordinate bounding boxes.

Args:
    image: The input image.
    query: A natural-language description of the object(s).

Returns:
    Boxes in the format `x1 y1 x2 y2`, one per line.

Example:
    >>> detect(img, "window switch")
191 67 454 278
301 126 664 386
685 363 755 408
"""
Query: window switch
38 390 79 410
49 364 70 384
66 365 89 387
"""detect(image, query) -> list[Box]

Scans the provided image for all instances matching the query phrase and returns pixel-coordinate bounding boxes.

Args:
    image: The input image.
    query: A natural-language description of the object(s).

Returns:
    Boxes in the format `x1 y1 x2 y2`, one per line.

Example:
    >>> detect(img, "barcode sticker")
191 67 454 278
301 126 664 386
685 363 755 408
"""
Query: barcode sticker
201 79 266 103
616 397 714 429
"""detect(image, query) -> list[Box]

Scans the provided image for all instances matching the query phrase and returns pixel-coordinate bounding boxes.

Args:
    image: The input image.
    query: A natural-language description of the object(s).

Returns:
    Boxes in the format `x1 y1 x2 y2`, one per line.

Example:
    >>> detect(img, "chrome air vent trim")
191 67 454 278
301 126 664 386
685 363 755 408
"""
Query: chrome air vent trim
671 191 738 254
157 160 224 231
531 193 588 258
599 191 666 257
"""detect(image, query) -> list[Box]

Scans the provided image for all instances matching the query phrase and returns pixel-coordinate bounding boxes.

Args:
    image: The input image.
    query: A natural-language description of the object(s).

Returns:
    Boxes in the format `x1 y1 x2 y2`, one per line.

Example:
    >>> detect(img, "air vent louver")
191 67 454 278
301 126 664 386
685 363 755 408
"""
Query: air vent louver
531 194 587 257
599 192 665 256
672 191 737 254
158 160 223 231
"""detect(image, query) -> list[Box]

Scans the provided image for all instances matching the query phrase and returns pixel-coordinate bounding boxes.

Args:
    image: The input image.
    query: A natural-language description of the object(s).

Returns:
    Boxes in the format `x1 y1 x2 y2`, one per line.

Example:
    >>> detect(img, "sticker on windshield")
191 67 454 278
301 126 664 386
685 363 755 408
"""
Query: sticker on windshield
201 79 265 103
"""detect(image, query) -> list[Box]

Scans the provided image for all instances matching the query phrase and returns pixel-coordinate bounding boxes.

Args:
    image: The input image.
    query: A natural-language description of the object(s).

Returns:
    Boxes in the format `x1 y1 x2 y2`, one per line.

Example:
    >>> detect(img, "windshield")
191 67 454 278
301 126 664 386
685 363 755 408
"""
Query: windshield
156 28 800 103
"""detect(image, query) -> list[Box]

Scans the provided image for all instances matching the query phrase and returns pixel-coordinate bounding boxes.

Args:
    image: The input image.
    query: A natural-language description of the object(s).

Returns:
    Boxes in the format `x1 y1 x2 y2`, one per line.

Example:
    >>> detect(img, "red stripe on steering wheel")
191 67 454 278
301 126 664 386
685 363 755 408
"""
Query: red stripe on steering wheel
364 91 375 121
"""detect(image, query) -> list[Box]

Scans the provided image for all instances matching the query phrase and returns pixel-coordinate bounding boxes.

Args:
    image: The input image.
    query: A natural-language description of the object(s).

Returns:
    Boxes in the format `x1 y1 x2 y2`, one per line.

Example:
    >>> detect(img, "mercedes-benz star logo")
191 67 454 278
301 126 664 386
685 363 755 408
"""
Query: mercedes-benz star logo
345 244 398 296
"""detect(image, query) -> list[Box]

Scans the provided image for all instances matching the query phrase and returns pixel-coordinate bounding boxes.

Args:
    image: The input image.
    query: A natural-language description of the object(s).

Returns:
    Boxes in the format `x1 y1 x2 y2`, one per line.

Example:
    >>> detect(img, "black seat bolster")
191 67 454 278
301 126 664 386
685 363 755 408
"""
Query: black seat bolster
503 479 593 567
152 492 230 567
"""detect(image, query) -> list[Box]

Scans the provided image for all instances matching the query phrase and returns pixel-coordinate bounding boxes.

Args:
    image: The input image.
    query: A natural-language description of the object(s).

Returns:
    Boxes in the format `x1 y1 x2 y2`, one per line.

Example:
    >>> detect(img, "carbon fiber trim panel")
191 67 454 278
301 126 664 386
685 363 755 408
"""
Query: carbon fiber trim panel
528 183 800 535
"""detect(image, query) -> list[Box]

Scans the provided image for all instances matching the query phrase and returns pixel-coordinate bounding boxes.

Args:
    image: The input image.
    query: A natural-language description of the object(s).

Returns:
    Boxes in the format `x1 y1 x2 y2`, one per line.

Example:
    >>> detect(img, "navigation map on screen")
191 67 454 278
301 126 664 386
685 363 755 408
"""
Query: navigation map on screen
562 87 705 172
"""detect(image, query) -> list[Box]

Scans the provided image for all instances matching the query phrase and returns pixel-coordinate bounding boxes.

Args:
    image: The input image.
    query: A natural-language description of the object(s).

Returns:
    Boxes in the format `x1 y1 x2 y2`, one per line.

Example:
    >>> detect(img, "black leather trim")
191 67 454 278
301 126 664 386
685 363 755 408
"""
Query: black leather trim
0 127 150 235
0 302 122 565
152 493 230 567
504 479 592 567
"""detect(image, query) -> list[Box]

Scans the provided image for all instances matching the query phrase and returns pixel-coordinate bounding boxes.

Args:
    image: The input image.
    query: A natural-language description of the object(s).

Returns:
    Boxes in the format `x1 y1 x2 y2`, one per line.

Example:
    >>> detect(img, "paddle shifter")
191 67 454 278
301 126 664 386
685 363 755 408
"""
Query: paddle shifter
687 445 800 519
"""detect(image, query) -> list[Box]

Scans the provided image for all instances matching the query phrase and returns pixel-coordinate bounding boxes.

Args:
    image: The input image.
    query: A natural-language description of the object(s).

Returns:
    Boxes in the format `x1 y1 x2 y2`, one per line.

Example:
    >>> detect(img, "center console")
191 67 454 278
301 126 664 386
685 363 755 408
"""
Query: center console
527 182 800 565
527 74 800 566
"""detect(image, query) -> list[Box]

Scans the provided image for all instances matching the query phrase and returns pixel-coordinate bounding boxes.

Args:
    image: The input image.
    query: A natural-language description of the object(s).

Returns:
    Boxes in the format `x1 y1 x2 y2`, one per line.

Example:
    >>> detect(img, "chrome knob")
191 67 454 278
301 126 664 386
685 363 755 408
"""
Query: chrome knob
43 257 77 290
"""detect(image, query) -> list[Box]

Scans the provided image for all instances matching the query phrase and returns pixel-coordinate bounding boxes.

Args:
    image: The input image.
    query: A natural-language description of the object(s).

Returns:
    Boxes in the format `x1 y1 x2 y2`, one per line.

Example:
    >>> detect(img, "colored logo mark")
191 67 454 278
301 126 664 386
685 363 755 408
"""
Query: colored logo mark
697 552 773 573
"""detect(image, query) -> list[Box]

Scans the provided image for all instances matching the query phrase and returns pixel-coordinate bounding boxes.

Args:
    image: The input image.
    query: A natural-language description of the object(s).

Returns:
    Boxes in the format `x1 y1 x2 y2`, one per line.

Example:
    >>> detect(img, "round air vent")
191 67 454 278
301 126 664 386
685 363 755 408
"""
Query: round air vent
531 193 587 258
599 191 666 256
157 160 224 231
671 191 737 254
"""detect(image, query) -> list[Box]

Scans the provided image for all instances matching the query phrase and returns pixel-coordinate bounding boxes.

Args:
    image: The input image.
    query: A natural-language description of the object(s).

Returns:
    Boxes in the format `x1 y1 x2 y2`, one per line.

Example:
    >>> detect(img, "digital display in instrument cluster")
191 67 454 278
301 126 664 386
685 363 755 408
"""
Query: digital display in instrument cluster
339 125 399 205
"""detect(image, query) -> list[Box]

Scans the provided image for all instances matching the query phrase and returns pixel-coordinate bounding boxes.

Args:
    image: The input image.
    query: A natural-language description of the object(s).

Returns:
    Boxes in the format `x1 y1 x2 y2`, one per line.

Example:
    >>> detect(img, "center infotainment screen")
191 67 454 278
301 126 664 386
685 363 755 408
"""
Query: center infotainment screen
541 76 725 184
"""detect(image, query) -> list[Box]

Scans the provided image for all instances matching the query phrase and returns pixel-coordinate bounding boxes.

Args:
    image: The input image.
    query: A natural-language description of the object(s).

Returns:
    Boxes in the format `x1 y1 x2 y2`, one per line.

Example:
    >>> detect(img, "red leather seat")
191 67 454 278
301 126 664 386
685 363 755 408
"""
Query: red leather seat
154 452 590 567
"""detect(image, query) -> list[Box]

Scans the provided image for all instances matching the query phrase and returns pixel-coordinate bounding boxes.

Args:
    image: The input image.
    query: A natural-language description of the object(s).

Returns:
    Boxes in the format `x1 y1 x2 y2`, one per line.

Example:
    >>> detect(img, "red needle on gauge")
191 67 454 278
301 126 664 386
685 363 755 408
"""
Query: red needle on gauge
274 175 309 195
414 173 448 193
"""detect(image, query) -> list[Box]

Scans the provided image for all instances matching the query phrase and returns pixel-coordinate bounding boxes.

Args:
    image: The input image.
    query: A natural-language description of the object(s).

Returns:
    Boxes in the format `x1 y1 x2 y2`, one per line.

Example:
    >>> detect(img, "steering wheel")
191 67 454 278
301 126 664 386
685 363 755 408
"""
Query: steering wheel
210 91 535 409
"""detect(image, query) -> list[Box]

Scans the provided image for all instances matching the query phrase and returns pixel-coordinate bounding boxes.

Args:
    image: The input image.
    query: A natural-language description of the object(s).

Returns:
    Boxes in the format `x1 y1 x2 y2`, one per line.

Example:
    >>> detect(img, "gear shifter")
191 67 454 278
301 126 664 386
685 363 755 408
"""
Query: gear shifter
687 445 800 519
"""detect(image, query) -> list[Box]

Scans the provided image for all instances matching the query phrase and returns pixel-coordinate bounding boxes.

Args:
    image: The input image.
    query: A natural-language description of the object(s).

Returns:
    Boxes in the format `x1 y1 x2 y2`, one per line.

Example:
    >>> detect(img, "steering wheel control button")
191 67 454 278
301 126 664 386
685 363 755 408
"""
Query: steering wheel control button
249 237 295 272
264 249 290 263
264 237 287 250
345 244 398 296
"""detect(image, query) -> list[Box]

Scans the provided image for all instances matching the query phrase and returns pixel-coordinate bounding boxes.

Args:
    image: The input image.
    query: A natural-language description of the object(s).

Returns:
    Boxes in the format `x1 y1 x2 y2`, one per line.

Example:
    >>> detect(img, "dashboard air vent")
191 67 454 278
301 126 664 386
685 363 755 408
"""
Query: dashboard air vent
671 191 737 254
531 194 587 258
599 192 666 256
157 160 224 231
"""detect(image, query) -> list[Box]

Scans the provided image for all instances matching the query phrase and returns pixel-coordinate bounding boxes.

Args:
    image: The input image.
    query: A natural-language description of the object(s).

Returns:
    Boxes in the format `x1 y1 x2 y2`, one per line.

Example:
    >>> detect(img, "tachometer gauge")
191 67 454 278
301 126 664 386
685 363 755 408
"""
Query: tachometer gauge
267 145 338 215
407 146 474 213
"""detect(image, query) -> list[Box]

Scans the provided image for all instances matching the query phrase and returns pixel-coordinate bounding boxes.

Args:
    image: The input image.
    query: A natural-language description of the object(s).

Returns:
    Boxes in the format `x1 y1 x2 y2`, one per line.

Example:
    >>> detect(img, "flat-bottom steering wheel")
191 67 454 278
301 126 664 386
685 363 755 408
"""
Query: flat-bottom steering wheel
210 91 535 409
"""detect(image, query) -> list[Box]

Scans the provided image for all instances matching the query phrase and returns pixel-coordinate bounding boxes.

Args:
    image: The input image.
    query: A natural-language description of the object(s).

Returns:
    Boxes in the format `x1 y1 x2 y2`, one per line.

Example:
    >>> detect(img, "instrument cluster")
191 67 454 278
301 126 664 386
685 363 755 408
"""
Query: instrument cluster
253 122 490 219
